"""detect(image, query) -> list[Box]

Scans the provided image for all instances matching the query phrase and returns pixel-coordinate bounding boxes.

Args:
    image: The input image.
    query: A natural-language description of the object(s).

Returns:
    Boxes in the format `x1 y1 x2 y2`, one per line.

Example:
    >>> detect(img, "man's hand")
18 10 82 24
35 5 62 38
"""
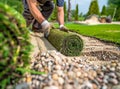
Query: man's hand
60 25 69 32
41 20 50 38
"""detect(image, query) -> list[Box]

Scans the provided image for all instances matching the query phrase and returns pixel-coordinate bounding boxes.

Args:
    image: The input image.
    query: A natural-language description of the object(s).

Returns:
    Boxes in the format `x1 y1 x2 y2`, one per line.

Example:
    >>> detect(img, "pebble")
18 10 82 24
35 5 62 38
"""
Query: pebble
112 85 120 89
43 86 59 89
108 72 117 78
58 77 64 85
101 84 108 89
64 84 73 89
56 70 64 77
15 83 29 89
108 78 118 85
76 71 81 77
80 81 93 89
110 67 116 72
92 83 98 89
52 74 59 80
11 50 119 89
6 85 13 89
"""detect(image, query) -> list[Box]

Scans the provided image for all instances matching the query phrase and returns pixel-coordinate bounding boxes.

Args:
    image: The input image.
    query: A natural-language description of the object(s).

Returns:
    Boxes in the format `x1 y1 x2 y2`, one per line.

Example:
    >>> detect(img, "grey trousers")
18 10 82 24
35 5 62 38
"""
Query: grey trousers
22 1 54 31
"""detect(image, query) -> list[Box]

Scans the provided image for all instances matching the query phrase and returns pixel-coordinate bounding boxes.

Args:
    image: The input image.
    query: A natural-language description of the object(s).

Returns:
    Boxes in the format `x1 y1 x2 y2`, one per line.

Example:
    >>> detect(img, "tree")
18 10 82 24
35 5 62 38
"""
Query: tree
64 2 67 22
68 0 71 21
87 0 100 15
108 0 120 6
107 0 120 21
75 4 79 21
101 5 106 15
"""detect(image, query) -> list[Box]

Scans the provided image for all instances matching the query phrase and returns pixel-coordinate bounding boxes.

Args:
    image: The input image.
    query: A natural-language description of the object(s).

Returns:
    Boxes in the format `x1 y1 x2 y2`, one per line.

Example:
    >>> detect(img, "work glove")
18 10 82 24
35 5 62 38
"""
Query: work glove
59 25 69 32
41 20 50 38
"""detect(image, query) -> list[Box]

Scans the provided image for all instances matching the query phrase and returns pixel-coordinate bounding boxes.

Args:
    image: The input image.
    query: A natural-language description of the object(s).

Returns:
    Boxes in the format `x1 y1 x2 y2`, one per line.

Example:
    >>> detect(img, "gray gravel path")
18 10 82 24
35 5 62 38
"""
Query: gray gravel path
11 32 120 89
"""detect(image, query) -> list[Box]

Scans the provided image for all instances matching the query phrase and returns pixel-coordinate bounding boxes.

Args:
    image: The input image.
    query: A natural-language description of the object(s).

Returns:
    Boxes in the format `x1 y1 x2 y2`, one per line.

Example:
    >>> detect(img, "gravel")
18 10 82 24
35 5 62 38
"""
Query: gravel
13 50 120 89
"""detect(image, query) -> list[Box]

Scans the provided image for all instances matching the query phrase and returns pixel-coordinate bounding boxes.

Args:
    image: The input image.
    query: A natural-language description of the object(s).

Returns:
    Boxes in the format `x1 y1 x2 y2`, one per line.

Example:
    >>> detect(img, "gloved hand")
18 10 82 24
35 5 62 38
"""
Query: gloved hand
41 20 50 38
59 25 69 32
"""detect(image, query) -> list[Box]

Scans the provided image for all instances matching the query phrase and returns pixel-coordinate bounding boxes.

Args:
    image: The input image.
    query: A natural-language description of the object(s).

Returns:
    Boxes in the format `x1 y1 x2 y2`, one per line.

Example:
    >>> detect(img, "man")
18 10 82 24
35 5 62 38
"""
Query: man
22 0 68 37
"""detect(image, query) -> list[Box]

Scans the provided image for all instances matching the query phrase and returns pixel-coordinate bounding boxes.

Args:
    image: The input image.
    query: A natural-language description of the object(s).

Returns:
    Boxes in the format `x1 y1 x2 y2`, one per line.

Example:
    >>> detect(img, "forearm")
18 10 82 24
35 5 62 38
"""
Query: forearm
27 0 45 23
57 7 64 25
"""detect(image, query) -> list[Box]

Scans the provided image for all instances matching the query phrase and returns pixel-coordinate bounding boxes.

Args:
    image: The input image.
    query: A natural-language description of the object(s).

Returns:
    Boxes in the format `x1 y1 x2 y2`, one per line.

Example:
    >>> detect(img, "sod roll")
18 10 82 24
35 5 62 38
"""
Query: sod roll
47 29 83 56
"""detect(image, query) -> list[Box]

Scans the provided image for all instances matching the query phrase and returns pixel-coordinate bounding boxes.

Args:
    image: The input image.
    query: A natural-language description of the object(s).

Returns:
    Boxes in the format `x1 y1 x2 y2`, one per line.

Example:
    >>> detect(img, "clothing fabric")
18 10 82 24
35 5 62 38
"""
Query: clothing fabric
22 0 64 31
37 0 64 7
22 0 54 30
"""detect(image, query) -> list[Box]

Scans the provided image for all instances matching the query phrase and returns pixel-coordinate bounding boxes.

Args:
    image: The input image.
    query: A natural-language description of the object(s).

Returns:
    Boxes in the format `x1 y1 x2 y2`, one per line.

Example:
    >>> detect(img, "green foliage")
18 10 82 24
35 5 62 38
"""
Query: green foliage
101 5 106 15
16 68 45 75
75 4 79 21
0 3 31 88
65 23 120 45
87 0 100 15
106 4 115 18
107 0 120 21
0 0 23 13
115 7 120 21
108 0 120 6
47 29 83 56
71 10 75 20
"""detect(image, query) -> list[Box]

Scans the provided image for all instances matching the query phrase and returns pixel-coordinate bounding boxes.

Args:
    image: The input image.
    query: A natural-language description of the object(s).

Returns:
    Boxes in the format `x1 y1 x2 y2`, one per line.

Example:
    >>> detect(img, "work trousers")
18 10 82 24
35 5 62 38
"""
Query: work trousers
22 0 54 31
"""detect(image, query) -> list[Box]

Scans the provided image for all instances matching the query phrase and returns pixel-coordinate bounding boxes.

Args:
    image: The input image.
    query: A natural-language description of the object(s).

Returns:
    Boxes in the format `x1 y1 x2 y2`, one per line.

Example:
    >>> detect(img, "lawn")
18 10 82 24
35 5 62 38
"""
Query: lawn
55 23 120 45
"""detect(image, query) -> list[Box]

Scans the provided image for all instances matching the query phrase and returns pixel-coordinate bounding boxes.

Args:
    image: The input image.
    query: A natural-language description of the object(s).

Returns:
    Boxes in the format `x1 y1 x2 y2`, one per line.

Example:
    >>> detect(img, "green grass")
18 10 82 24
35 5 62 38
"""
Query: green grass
54 23 120 45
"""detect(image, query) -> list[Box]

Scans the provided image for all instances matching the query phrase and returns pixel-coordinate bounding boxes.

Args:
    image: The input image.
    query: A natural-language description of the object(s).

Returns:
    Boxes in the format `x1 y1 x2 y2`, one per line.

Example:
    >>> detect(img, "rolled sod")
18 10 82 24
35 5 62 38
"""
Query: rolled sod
47 29 83 56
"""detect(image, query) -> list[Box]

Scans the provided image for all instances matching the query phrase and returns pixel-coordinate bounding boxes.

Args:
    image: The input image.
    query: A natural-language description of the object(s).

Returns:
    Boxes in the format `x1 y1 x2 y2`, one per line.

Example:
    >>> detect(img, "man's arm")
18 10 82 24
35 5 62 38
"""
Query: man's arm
27 0 50 37
26 0 45 23
57 6 64 26
57 6 69 32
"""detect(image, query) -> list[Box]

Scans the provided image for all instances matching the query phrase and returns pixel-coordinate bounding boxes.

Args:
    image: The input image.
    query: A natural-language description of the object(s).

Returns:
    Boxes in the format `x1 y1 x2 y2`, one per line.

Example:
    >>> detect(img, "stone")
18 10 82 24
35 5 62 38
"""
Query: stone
112 85 120 89
43 86 59 89
58 77 64 85
76 71 81 77
22 49 120 89
45 53 49 58
52 74 59 80
85 81 93 89
81 81 93 89
64 84 73 89
110 67 116 72
108 78 118 85
108 72 117 78
92 84 98 89
57 70 64 77
101 84 107 89
15 83 29 89
67 71 75 79
55 65 61 70
6 85 13 89
103 78 108 84
116 72 120 80
98 72 104 78
35 80 40 86
41 52 46 57
111 62 117 67
26 76 32 83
